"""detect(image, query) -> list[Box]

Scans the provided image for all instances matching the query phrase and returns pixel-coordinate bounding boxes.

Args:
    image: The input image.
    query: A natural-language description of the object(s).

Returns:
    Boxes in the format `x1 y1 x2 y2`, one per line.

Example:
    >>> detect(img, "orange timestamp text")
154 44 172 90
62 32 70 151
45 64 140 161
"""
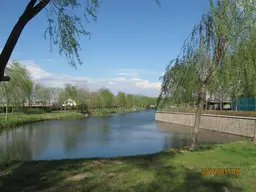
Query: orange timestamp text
201 168 240 176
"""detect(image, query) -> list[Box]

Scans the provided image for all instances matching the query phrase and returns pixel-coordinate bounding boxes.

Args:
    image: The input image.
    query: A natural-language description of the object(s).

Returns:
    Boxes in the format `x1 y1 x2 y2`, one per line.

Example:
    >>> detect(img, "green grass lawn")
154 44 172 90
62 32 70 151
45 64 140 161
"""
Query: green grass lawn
90 108 145 116
0 141 255 192
0 111 85 130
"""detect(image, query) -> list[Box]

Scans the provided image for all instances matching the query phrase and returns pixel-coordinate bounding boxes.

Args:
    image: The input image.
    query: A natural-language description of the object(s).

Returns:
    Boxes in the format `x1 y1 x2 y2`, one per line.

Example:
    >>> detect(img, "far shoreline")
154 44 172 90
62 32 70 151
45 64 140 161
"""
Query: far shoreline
0 108 148 130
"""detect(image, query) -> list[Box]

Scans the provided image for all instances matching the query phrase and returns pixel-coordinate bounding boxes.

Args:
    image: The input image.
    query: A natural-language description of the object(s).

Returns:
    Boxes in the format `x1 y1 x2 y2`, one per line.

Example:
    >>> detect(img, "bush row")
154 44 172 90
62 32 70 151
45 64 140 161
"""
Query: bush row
23 108 53 114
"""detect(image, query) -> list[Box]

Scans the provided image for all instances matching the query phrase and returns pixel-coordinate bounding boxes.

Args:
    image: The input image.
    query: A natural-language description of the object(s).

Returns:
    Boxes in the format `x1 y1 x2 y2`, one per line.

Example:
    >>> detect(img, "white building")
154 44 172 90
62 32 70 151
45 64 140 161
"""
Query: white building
62 99 77 107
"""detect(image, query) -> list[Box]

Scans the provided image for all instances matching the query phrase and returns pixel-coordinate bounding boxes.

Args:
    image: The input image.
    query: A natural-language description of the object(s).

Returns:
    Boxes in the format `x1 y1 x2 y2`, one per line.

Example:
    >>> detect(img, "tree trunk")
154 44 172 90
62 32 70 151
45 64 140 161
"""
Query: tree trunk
190 82 205 150
0 0 50 81
235 95 238 111
253 120 256 144
5 102 8 121
0 13 32 81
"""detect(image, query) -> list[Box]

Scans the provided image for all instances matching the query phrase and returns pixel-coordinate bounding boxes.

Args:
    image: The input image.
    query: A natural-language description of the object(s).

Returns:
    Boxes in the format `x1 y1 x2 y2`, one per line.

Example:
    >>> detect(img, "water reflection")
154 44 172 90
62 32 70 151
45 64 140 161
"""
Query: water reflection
0 110 250 161
0 122 52 160
156 121 250 149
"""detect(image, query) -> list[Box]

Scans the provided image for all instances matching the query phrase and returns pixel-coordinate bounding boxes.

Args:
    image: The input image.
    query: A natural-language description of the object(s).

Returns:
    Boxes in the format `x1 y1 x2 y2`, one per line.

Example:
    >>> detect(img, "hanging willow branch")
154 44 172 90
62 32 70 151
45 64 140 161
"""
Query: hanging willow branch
156 0 249 109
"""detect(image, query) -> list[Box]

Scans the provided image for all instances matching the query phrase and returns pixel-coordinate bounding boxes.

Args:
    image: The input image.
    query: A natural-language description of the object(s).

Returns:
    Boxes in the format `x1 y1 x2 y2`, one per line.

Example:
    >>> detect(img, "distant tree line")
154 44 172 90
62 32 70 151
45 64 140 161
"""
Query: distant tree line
0 61 156 116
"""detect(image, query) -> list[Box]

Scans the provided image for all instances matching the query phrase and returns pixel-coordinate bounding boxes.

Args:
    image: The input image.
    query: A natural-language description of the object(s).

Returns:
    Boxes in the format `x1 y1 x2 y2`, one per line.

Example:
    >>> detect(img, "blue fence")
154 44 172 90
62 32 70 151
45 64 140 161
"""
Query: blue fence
231 97 256 111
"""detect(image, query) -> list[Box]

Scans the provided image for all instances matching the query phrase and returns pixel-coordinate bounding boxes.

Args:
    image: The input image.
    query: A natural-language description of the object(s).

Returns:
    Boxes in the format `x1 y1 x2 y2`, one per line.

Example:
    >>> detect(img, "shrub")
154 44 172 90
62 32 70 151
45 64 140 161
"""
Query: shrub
77 103 90 114
44 108 53 113
23 108 47 114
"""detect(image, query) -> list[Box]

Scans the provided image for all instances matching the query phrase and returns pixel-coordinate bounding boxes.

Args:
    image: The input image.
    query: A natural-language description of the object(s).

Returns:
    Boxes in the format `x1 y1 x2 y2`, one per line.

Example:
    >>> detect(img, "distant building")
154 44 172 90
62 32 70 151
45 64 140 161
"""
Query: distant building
62 99 76 107
205 92 232 110
147 105 155 109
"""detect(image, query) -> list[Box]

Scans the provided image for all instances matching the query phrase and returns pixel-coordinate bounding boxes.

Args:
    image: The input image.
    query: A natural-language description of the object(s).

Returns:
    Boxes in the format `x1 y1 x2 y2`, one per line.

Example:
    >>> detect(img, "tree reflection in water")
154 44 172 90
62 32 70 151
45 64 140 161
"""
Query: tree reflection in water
0 123 51 161
157 121 250 150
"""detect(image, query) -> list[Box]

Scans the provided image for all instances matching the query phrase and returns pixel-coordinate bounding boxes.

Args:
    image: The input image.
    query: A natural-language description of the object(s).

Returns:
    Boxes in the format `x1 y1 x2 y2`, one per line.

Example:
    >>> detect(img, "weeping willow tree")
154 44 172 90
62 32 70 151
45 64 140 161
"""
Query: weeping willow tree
156 58 198 109
237 34 256 96
158 0 256 149
232 13 256 144
208 29 256 112
0 62 32 119
0 0 101 82
207 54 234 111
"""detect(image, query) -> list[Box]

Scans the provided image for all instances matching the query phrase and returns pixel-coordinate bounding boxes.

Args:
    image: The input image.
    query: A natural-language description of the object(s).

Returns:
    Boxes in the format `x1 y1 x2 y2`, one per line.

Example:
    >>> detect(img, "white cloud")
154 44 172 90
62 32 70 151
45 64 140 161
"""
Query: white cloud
21 60 52 79
134 79 161 89
18 60 161 96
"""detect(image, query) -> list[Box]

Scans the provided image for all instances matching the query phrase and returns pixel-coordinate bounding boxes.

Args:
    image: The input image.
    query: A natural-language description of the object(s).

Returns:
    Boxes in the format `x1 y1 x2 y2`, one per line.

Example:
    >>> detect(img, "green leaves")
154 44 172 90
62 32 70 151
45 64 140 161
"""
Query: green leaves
99 88 114 108
157 56 198 108
116 92 126 107
126 94 134 108
44 0 101 68
158 0 256 108
0 62 33 118
34 84 52 105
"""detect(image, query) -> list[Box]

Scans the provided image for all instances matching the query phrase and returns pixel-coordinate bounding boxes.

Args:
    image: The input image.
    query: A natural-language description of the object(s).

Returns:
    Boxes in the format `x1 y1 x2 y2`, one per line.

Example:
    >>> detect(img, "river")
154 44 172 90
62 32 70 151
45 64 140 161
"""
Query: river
0 110 249 161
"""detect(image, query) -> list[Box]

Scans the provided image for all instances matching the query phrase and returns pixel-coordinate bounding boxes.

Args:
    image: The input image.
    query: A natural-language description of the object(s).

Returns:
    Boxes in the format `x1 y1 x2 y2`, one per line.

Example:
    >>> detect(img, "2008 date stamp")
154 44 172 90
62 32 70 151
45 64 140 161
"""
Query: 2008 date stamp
201 168 240 176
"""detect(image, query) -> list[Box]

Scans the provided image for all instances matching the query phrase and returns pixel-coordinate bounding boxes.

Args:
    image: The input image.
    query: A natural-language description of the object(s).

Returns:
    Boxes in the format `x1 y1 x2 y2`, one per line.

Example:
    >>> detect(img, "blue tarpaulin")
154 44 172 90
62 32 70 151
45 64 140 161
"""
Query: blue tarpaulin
231 97 256 111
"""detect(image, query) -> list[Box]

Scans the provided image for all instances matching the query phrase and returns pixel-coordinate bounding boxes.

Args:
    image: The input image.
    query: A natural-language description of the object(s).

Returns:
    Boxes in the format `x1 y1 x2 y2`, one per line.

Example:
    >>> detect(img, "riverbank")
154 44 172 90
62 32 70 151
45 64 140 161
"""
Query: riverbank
90 107 145 116
0 108 146 130
0 112 85 130
0 141 255 191
155 111 256 139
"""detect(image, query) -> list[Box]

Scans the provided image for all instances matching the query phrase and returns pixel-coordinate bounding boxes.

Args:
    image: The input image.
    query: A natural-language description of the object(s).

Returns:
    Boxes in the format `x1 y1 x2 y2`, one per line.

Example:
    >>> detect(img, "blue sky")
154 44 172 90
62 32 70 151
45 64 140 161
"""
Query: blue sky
0 0 211 96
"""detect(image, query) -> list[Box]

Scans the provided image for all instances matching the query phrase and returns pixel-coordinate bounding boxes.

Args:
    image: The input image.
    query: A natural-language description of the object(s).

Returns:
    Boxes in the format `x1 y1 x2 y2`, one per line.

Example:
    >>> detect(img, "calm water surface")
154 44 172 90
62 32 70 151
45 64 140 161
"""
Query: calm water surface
0 110 249 161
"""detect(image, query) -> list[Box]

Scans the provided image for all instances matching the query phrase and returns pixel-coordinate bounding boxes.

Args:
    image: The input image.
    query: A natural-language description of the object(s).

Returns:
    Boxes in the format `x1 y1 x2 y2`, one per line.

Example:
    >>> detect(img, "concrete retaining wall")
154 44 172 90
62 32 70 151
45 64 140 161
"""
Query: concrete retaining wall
155 112 256 138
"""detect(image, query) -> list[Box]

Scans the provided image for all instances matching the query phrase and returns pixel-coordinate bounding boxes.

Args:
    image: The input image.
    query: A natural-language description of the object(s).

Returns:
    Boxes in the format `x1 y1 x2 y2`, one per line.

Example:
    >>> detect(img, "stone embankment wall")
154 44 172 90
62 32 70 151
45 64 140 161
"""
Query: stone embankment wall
155 112 256 139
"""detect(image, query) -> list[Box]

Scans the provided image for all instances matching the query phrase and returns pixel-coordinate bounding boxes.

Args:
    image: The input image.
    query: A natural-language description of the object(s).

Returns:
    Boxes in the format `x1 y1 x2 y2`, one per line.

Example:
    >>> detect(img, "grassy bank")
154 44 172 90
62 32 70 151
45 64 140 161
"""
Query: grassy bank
90 108 145 116
0 141 255 191
0 108 146 130
0 112 85 130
